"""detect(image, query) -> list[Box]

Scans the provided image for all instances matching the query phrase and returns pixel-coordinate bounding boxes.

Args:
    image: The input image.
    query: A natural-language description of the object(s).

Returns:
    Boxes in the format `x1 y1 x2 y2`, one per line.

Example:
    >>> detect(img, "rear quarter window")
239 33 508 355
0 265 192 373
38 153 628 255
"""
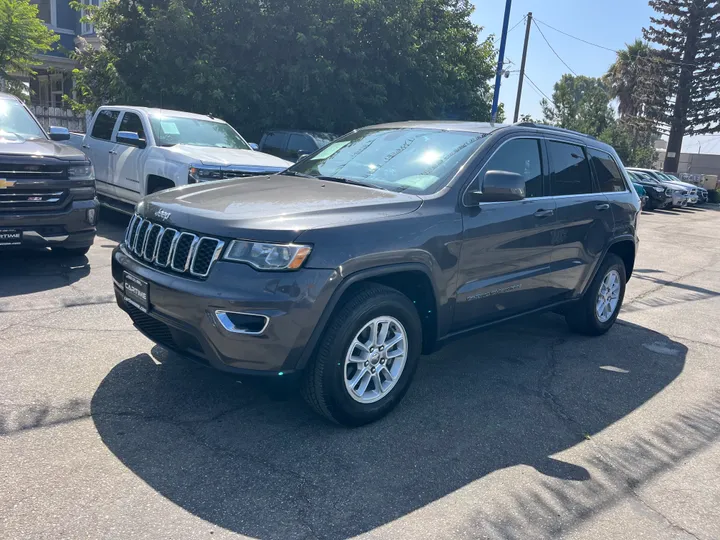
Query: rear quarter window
589 148 628 192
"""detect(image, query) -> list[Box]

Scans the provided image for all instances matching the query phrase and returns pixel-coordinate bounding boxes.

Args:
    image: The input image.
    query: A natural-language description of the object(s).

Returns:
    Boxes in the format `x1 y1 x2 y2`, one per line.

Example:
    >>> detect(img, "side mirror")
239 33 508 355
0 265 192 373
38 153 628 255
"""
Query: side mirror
249 142 259 151
296 151 311 162
117 131 146 149
469 170 526 203
48 126 70 141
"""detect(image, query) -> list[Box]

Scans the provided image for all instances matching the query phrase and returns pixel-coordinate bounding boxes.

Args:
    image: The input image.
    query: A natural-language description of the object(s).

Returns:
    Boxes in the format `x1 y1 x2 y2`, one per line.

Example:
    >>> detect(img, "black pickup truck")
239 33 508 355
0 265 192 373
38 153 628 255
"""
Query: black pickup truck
0 92 98 255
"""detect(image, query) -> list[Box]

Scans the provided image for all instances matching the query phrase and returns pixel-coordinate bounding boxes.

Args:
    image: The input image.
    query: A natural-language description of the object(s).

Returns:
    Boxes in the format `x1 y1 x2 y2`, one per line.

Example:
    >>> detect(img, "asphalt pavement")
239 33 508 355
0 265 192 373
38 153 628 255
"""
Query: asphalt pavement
1 205 720 540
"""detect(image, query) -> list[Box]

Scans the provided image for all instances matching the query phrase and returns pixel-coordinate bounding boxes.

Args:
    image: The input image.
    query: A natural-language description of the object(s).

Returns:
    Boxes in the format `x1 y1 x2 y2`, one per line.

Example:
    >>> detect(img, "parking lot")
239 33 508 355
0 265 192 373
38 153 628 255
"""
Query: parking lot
2 206 720 539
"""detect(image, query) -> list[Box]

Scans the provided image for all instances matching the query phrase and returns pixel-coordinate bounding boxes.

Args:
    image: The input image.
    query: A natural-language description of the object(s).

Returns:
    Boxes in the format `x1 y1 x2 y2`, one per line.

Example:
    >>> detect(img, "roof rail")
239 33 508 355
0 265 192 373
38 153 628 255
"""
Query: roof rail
514 122 597 140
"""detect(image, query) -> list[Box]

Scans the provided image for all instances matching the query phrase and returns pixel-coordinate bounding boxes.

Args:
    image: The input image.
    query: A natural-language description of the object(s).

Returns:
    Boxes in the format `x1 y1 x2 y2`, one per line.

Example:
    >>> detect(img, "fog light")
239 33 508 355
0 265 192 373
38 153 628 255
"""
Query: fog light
87 208 97 224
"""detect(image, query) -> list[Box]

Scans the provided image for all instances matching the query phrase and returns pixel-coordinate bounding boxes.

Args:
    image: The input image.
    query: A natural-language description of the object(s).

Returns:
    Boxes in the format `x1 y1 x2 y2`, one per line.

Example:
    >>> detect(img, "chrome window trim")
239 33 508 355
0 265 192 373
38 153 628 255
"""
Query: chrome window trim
215 311 270 336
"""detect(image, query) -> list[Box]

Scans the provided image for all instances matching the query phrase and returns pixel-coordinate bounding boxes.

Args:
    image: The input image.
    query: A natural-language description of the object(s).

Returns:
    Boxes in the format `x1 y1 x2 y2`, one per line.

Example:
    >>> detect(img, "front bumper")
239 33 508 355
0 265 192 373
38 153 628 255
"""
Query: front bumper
112 245 338 375
0 198 99 249
667 193 689 207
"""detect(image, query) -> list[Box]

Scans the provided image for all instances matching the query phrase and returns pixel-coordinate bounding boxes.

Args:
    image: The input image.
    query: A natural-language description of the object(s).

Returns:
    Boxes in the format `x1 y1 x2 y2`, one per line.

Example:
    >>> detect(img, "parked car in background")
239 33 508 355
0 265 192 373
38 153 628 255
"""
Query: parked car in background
0 92 97 255
259 129 339 162
662 172 708 204
627 168 689 208
627 170 672 210
632 181 649 209
68 107 292 214
113 121 639 426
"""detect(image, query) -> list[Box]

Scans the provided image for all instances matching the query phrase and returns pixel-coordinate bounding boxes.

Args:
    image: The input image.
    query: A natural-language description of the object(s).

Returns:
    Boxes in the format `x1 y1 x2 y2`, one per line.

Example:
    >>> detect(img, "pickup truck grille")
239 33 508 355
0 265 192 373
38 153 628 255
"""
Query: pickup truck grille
124 215 225 278
0 164 66 178
0 188 67 211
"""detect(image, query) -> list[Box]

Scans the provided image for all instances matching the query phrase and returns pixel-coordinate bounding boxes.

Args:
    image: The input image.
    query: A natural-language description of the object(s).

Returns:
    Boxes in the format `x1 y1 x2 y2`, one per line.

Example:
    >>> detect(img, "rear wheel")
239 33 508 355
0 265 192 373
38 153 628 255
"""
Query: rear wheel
302 284 422 426
565 254 626 336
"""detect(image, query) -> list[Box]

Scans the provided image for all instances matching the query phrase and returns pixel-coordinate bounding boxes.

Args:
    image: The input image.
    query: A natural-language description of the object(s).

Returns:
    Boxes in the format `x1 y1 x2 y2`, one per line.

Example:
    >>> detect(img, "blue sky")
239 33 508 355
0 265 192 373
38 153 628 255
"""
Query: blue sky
471 0 720 154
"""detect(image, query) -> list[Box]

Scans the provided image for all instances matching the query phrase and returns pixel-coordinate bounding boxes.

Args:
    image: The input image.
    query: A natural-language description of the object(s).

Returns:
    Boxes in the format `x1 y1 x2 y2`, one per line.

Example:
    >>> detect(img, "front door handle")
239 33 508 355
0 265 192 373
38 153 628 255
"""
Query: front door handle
109 150 117 155
595 203 610 211
82 144 90 149
534 209 554 218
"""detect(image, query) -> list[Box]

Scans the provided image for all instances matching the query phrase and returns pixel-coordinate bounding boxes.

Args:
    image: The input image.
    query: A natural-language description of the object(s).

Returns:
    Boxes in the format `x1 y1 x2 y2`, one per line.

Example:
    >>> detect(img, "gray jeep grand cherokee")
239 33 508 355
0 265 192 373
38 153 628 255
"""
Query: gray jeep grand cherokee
112 121 640 426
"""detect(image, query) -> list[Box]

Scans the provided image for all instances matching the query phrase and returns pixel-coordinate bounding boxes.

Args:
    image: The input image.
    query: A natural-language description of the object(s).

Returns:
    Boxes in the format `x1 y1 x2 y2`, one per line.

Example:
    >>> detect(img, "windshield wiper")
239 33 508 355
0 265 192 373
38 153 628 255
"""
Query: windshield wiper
317 176 391 191
279 170 317 179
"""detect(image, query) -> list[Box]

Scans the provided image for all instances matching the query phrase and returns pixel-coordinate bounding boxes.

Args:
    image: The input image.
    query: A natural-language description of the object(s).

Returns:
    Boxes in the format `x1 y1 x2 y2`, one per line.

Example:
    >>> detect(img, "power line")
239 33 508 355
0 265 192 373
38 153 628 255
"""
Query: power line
533 18 618 53
493 15 527 45
532 18 577 76
524 73 556 108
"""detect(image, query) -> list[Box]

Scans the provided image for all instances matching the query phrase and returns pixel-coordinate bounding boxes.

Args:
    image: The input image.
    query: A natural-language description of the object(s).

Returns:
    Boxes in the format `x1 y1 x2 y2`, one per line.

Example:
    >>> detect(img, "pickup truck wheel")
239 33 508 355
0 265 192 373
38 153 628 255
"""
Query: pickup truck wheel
301 284 422 426
52 246 91 257
565 254 626 336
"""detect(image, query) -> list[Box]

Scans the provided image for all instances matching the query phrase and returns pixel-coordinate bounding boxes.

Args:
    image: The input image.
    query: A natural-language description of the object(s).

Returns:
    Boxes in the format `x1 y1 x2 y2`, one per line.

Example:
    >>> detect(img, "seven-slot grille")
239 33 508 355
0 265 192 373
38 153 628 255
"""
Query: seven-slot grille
124 215 224 278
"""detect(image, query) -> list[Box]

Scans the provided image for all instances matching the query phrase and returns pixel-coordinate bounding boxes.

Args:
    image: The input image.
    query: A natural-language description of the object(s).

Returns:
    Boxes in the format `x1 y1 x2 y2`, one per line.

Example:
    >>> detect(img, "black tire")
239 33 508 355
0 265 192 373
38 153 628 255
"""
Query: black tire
301 283 422 427
52 246 91 257
565 254 626 336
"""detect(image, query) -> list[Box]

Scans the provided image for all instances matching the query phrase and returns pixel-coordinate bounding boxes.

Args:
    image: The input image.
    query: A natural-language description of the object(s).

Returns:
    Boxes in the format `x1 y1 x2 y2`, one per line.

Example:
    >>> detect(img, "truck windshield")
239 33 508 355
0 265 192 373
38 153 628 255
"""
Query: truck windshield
287 128 487 194
0 98 46 140
149 115 250 150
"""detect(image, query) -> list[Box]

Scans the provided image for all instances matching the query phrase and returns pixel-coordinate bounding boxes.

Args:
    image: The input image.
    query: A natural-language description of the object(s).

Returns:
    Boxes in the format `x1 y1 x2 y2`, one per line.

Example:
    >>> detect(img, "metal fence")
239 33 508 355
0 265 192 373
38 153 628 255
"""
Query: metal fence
29 105 88 133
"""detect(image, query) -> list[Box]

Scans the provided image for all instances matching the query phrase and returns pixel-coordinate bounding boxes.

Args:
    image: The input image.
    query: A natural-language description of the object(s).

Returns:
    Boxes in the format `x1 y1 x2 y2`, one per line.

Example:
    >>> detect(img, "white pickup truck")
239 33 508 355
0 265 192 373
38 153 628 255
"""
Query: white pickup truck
69 106 292 212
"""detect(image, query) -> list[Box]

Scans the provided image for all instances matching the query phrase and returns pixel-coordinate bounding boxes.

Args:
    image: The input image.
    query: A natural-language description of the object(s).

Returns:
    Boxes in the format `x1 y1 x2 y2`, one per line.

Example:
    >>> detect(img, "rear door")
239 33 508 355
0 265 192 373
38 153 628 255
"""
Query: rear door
111 111 150 204
588 147 636 236
454 136 557 329
286 134 317 161
546 139 614 301
87 109 121 197
260 131 290 159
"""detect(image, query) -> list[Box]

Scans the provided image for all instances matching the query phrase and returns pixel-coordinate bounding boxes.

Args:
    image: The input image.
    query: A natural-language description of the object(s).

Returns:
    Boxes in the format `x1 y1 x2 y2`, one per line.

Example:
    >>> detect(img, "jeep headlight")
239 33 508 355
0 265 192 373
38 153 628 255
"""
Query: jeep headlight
68 163 95 181
223 241 312 270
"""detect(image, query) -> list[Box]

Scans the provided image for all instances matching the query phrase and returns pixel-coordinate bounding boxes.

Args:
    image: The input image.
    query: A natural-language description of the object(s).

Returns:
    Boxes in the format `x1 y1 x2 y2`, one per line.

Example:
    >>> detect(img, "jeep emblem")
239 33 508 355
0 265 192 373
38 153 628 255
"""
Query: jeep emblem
154 209 171 221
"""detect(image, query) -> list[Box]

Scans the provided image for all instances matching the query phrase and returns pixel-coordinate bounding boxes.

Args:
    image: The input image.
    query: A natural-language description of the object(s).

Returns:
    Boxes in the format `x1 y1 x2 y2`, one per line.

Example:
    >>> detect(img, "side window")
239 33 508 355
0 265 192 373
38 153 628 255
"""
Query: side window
481 138 544 198
264 132 288 150
589 148 627 192
91 110 120 141
287 134 316 154
547 141 594 196
118 112 146 142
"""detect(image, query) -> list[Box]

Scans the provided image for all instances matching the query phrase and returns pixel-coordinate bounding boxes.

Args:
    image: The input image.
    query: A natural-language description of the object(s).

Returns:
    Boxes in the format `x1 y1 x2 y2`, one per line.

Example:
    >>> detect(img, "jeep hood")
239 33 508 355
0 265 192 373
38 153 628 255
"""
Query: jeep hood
165 145 291 169
139 174 423 243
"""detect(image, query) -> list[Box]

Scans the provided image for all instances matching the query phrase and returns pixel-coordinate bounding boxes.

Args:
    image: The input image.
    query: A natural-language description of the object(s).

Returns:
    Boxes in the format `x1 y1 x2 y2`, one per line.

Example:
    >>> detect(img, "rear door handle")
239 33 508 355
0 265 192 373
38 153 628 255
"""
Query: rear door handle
109 150 117 155
534 209 554 218
82 144 90 149
595 203 610 211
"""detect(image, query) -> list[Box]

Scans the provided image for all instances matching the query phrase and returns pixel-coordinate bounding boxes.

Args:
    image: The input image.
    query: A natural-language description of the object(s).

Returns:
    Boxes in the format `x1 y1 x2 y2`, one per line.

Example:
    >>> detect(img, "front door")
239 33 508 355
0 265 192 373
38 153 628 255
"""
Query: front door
545 140 614 301
454 137 557 330
86 109 121 197
111 111 148 204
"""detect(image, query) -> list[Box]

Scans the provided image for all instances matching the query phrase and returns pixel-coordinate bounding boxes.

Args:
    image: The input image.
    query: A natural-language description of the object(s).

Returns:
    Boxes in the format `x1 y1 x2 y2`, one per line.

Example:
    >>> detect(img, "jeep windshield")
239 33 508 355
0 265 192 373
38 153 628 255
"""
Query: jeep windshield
0 98 46 141
286 128 487 194
149 115 251 150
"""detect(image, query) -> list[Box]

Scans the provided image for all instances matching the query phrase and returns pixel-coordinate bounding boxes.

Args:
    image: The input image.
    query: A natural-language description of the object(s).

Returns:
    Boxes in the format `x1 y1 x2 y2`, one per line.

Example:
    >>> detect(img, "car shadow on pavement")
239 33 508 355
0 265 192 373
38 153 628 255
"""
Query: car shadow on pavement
0 250 91 298
91 313 688 539
97 208 131 244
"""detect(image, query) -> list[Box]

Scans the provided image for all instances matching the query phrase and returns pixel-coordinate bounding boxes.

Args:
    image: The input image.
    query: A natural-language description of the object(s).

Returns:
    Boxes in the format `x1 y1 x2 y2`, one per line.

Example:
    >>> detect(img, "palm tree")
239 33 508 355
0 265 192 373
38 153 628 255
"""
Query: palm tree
605 39 653 118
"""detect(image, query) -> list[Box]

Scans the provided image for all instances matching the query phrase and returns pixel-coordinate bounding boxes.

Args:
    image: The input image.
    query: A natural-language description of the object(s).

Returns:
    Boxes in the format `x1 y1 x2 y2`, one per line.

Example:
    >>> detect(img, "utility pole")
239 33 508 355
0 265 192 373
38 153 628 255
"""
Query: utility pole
513 12 532 123
491 0 513 123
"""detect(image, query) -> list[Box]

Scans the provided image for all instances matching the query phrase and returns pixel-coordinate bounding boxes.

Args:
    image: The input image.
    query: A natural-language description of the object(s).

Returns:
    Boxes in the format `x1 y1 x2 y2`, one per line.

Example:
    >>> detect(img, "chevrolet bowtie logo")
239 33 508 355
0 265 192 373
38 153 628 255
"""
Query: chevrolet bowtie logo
0 179 17 189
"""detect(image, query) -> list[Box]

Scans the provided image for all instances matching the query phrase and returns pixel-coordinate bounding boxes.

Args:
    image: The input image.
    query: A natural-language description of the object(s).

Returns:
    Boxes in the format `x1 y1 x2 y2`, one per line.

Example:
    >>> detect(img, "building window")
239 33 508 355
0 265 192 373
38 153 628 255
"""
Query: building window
81 0 104 35
31 0 56 27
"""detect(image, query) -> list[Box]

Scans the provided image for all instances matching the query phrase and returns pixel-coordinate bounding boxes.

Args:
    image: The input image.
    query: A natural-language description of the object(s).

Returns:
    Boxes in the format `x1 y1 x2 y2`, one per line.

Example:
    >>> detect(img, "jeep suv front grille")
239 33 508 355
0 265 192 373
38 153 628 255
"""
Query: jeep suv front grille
124 215 224 278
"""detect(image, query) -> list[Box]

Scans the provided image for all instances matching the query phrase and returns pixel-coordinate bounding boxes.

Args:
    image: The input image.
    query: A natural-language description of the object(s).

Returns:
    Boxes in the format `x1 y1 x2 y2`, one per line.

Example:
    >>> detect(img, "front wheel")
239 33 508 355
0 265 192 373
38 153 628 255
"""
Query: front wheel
565 254 626 336
301 284 422 426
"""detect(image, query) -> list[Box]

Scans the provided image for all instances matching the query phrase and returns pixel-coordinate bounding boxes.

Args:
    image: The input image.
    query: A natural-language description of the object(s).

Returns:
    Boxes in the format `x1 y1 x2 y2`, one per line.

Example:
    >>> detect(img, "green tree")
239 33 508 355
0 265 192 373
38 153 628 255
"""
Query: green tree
541 73 657 167
541 75 614 137
69 0 500 137
643 0 720 172
0 0 58 98
605 39 655 119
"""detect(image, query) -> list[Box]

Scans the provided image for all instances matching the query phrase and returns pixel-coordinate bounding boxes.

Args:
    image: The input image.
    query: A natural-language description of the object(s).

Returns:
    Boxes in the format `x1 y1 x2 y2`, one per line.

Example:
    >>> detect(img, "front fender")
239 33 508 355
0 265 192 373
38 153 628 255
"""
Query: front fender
143 149 189 192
